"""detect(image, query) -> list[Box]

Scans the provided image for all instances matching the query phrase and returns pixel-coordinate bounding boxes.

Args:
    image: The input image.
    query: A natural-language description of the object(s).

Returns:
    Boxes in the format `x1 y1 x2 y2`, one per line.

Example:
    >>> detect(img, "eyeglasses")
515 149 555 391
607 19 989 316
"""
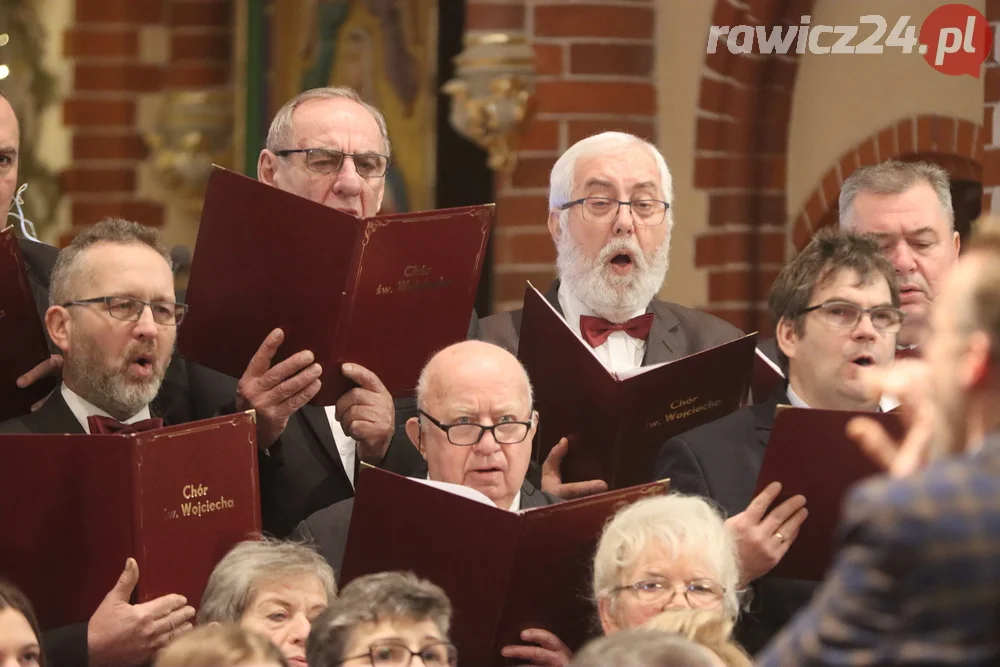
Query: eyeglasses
62 296 188 326
611 578 726 608
274 147 390 178
340 640 458 667
800 300 905 333
560 197 669 226
418 410 533 446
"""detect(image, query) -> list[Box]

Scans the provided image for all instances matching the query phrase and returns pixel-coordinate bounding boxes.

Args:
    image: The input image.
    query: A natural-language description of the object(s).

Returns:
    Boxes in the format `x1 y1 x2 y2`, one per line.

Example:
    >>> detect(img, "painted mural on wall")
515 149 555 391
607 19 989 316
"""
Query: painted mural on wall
268 0 438 214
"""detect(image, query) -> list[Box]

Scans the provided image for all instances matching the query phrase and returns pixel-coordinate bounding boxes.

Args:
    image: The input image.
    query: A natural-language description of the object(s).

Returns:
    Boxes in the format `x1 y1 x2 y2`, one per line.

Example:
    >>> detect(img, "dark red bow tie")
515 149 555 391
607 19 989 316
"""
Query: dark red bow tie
87 415 164 435
579 313 654 348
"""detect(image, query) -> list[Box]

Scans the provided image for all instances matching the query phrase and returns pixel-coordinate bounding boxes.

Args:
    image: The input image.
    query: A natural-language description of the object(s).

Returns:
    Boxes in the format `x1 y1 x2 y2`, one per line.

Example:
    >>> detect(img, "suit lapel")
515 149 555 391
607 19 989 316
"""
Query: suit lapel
518 479 554 509
642 299 682 366
751 386 788 449
543 281 564 316
300 405 353 487
22 390 86 434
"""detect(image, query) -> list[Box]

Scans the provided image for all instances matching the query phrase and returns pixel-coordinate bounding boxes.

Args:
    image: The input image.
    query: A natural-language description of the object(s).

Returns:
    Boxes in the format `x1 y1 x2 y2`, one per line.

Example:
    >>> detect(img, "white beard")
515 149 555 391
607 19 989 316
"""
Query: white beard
556 231 671 323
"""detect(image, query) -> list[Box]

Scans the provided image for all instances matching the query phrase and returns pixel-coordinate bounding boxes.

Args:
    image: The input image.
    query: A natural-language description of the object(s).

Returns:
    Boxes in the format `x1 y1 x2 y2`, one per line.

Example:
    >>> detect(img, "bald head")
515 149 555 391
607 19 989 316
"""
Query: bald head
406 341 536 510
0 94 20 217
416 340 533 411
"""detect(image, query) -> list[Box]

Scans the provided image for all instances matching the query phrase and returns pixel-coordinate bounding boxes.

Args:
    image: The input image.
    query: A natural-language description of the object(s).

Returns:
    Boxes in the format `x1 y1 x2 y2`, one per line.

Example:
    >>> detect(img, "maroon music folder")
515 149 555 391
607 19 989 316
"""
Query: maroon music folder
0 228 57 422
178 167 494 404
340 466 669 667
516 283 757 489
0 412 262 630
753 407 903 580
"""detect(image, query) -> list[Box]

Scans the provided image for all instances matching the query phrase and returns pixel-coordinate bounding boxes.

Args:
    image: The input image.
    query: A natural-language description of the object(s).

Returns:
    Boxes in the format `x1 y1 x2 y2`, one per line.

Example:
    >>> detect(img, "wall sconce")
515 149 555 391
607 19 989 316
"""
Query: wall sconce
442 33 536 174
144 90 233 202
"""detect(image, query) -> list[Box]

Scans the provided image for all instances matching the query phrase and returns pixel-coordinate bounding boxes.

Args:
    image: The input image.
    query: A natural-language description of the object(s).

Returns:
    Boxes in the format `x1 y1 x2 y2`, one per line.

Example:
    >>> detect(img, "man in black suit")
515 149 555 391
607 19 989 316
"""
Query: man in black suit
654 227 903 653
295 340 558 576
1 218 195 667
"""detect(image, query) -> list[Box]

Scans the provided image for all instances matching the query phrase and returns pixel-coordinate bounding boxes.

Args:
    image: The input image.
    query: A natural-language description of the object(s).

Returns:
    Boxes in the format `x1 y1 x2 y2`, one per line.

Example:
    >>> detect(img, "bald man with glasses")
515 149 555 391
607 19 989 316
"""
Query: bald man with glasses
293 340 559 579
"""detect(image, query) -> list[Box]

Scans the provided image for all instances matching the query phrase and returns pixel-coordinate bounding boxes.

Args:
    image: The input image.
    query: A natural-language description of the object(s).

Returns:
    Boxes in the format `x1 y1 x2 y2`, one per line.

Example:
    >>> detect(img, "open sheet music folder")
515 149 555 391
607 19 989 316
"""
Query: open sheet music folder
179 167 494 404
0 412 262 629
340 466 669 667
516 282 757 489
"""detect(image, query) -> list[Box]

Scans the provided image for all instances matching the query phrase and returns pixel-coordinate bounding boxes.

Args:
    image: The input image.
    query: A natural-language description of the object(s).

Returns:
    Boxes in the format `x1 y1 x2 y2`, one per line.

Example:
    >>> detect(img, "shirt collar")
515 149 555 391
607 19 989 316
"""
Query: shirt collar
61 383 152 434
785 381 896 412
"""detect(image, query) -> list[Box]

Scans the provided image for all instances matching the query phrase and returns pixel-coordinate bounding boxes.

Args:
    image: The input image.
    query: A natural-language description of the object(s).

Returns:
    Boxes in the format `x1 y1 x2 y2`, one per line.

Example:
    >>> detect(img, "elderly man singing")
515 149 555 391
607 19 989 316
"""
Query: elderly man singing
293 340 557 575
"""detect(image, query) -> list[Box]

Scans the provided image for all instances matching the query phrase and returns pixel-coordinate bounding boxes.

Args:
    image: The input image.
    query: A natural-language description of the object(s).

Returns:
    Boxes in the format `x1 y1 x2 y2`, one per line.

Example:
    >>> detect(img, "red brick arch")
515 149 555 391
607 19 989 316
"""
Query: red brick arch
693 0 817 333
790 115 984 249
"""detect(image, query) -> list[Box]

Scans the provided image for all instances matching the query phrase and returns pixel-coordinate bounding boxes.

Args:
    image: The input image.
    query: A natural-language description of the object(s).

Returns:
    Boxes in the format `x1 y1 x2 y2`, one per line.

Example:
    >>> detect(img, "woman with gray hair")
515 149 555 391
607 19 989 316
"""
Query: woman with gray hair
306 571 455 667
594 494 742 633
503 494 743 666
198 538 337 667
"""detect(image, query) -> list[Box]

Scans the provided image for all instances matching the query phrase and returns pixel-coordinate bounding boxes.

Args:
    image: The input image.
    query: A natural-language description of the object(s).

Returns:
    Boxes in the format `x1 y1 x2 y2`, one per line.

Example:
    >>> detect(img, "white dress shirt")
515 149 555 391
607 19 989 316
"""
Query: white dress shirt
324 407 358 487
557 284 647 374
786 382 898 412
61 384 153 434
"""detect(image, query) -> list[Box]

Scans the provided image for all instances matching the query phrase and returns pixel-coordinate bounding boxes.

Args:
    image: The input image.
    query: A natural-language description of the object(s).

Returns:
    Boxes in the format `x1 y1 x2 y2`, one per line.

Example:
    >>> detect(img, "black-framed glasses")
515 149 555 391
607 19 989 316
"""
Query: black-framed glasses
340 640 458 667
62 296 188 326
800 300 905 333
560 196 669 226
274 147 389 178
610 578 726 608
418 410 534 446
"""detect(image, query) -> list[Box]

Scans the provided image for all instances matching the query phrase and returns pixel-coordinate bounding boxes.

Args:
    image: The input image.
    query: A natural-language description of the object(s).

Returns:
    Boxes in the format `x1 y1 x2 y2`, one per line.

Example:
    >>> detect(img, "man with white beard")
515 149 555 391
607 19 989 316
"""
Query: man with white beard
480 131 742 375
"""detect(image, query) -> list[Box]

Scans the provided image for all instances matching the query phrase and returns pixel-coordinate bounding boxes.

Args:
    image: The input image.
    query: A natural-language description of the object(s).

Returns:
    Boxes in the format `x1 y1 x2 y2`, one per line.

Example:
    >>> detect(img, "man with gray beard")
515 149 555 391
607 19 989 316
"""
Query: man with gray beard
480 131 742 376
1 218 180 433
0 218 196 667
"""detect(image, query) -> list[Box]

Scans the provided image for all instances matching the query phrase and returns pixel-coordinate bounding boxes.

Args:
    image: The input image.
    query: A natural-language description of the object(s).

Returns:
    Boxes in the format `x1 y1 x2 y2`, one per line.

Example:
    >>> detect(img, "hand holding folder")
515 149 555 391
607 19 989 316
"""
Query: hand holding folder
517 283 757 489
753 407 903 580
180 167 494 405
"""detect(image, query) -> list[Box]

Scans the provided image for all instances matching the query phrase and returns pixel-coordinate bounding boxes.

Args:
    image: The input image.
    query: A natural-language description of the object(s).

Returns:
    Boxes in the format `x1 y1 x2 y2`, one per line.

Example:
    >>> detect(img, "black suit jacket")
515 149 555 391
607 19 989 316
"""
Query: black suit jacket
653 386 817 655
477 280 743 364
293 477 559 581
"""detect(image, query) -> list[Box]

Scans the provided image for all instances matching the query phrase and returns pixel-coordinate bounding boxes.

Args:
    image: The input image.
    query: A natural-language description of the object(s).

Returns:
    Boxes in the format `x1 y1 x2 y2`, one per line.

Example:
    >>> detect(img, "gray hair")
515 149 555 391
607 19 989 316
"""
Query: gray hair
571 629 723 667
839 160 953 230
49 217 171 307
414 341 535 413
197 537 337 625
548 131 673 232
265 86 391 157
593 494 742 621
306 571 452 667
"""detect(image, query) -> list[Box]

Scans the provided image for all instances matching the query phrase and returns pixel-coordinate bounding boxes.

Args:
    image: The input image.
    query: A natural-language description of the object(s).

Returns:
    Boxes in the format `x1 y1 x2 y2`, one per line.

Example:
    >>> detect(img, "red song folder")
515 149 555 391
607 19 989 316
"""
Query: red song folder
0 412 262 630
340 466 669 667
516 283 757 489
178 167 493 404
0 227 57 422
753 407 903 580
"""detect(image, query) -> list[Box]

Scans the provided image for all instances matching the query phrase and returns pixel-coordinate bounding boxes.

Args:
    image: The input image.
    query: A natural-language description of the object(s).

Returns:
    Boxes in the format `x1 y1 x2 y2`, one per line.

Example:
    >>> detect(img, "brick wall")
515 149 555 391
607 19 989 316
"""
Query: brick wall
466 0 658 312
692 0 813 335
59 0 232 245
